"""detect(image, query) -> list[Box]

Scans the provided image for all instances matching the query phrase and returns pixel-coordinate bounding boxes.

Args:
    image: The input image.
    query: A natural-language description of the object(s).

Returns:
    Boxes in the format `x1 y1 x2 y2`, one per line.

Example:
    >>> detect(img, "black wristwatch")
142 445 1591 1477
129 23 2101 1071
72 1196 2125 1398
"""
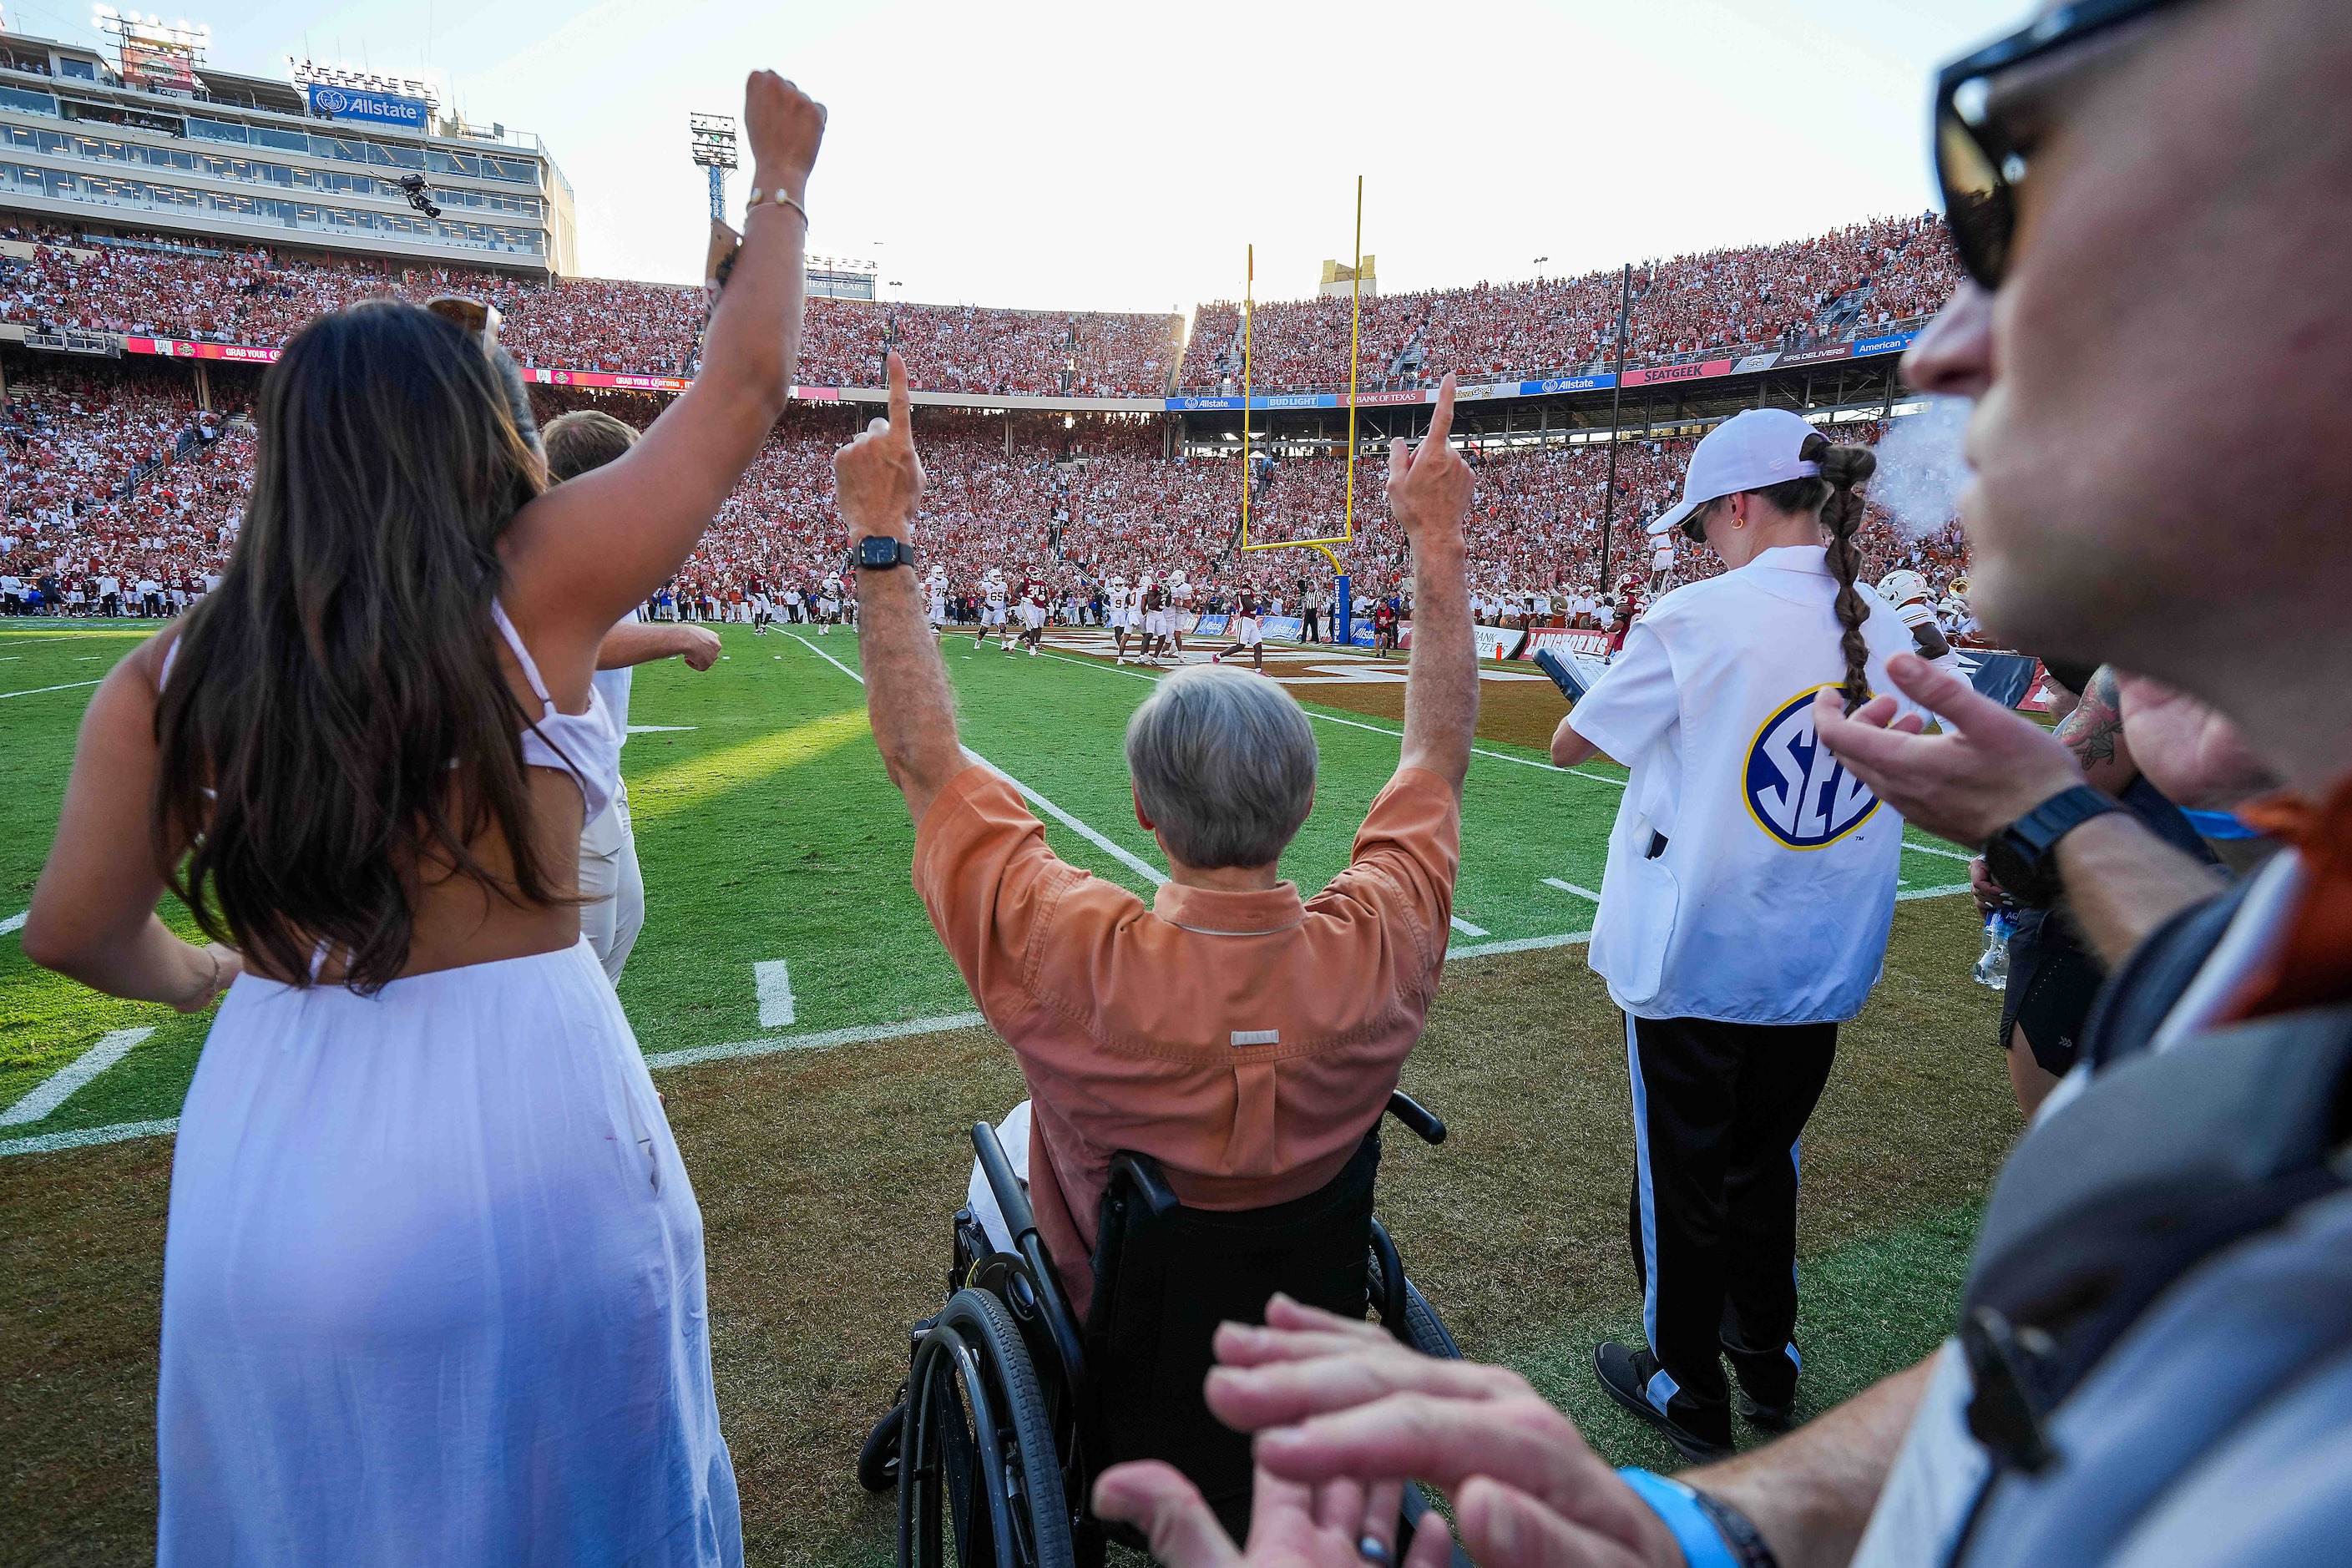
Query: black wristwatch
853 535 916 572
1983 785 2123 908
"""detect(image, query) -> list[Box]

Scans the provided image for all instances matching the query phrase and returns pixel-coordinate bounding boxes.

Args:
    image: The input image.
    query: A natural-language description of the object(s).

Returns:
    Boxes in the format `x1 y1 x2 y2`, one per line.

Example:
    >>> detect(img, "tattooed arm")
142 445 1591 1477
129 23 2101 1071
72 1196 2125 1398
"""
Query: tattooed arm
2053 665 2138 797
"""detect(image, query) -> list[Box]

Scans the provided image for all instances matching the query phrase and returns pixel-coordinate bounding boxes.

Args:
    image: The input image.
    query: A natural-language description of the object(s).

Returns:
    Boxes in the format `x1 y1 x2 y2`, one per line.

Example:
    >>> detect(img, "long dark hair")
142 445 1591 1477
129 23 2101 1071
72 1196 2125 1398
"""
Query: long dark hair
1753 432 1877 712
154 301 552 992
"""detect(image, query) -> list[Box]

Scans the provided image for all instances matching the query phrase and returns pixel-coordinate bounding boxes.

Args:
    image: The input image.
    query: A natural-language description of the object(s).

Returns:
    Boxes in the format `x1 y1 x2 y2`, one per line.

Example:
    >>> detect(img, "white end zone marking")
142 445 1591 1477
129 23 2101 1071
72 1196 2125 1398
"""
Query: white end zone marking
1541 878 1604 902
755 960 797 1029
0 1027 154 1126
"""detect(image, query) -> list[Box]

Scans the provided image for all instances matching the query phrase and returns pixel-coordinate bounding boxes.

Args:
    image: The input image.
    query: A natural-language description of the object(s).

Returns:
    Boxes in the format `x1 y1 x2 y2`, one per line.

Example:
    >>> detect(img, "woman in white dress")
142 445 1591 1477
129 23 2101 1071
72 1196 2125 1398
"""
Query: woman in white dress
21 72 824 1568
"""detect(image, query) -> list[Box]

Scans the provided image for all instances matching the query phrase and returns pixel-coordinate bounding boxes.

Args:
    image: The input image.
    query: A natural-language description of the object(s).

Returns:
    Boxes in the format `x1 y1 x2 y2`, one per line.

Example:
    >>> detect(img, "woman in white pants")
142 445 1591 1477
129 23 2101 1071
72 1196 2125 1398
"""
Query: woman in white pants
544 408 726 984
22 73 825 1567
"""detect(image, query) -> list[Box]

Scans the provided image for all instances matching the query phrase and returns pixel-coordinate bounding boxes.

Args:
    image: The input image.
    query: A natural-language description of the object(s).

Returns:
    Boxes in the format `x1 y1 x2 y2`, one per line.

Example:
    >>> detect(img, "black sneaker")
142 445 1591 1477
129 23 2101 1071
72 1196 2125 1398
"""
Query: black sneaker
1734 1390 1794 1429
1592 1341 1735 1464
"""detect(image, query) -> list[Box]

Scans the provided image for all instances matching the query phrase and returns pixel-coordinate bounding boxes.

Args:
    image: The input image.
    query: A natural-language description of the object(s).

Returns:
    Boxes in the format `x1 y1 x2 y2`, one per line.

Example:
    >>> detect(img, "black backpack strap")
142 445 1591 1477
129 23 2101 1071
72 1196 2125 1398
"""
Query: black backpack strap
1959 1005 2352 1469
2076 879 2257 1071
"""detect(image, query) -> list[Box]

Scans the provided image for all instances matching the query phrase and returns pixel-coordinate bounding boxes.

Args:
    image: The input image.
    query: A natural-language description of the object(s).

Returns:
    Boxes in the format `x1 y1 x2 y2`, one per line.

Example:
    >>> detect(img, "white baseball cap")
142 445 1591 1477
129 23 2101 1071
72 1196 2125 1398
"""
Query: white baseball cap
1647 407 1822 537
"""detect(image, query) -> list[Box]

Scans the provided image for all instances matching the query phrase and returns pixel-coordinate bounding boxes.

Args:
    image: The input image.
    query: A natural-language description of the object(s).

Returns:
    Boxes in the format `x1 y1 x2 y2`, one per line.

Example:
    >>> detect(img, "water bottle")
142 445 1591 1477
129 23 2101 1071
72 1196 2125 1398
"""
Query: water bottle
1974 909 2013 990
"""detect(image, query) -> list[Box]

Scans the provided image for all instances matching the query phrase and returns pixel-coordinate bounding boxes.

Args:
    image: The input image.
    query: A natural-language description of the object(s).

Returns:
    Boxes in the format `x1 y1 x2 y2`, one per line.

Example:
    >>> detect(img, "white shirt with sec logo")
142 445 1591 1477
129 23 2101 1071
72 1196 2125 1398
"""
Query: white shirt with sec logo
1567 545 1923 1025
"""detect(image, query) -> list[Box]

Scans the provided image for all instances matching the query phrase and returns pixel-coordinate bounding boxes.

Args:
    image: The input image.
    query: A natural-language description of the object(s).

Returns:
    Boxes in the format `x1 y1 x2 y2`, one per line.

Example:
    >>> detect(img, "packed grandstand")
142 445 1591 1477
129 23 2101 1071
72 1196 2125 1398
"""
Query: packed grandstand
2 210 1971 625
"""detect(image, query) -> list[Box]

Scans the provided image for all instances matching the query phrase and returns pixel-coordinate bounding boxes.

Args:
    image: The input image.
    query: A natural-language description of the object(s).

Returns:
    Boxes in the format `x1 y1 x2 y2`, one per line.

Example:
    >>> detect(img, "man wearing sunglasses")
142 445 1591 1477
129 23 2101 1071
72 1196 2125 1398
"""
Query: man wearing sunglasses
1089 4 2352 1566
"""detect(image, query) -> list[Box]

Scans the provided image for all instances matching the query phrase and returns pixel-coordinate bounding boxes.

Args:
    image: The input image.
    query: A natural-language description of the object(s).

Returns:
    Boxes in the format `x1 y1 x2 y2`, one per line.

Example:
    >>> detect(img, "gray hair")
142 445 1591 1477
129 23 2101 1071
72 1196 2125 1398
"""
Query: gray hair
1125 665 1318 869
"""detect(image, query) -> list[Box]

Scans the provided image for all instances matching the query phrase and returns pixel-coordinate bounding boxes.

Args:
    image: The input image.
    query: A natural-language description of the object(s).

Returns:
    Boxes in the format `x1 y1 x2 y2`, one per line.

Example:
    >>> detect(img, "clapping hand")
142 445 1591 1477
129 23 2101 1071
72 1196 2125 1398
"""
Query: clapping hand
1095 1297 1683 1568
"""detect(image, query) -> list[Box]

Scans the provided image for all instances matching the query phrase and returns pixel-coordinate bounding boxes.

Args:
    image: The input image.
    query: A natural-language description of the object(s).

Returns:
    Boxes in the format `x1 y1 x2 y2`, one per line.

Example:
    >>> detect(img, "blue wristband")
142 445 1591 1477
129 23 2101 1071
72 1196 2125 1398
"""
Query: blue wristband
2180 807 2263 842
1616 1469 1740 1568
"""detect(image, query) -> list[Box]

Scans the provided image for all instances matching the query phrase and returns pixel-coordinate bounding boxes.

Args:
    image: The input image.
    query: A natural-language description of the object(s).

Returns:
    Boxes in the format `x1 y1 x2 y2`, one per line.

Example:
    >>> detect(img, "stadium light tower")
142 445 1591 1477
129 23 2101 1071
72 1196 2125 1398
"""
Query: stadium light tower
689 112 737 223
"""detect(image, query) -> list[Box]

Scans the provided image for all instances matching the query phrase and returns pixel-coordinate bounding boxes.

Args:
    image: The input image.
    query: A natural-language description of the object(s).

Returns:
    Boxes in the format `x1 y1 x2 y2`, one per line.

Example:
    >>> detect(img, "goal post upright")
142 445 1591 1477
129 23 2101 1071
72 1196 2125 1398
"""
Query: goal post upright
1241 244 1252 549
1344 173 1360 541
1239 178 1362 578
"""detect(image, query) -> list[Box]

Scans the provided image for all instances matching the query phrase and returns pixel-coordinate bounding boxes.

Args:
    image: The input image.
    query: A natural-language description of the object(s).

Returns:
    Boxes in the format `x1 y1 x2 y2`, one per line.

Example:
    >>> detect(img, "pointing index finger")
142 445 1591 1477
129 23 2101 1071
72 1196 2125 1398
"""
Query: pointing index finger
1420 373 1457 457
887 350 911 435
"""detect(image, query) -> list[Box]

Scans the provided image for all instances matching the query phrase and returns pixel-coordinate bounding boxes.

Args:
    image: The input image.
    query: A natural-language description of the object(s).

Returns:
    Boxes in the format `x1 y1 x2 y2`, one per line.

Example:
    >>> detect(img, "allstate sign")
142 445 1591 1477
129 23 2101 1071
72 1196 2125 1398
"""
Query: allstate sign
306 83 428 129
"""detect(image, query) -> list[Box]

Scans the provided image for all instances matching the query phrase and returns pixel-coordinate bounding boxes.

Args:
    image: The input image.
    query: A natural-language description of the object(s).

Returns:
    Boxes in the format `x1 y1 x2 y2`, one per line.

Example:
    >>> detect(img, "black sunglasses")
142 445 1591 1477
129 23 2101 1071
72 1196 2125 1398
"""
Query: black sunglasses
1934 0 2194 289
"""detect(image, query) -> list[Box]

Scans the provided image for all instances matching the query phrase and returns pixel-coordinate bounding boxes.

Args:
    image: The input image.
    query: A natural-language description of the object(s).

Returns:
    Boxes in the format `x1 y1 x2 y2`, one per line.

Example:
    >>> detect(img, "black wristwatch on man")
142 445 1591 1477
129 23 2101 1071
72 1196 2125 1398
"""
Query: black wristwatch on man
1983 785 2125 908
853 536 917 572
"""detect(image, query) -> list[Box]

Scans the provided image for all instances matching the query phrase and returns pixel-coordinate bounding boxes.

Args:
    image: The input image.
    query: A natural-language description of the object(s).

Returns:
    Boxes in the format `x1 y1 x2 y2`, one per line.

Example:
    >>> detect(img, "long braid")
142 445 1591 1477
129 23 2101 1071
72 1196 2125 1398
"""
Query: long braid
1805 432 1878 713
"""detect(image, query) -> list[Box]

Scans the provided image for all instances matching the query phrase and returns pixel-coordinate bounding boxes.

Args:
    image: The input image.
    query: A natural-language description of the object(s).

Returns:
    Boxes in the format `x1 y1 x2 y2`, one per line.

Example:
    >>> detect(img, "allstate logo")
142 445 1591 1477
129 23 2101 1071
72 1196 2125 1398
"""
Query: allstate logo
314 87 350 114
1743 685 1879 849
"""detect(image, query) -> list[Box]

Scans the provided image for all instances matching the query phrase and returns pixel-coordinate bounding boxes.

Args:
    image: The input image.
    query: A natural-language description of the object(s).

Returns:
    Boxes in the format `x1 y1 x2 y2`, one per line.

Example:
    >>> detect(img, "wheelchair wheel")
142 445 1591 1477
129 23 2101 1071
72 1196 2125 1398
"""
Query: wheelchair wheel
859 1400 905 1494
901 1287 1074 1568
1367 1253 1463 1360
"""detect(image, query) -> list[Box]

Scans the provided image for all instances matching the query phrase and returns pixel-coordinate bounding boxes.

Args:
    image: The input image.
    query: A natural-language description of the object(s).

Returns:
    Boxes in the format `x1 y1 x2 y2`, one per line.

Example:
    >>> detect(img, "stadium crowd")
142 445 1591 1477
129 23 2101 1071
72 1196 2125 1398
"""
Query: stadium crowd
4 210 1953 400
1 216 1181 395
0 364 249 614
1181 212 1961 393
1 352 1972 630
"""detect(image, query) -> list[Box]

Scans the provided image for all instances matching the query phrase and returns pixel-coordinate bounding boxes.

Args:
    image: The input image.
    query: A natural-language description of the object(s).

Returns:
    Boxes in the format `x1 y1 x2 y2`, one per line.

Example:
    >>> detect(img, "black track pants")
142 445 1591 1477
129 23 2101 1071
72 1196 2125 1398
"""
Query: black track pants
1624 1012 1837 1441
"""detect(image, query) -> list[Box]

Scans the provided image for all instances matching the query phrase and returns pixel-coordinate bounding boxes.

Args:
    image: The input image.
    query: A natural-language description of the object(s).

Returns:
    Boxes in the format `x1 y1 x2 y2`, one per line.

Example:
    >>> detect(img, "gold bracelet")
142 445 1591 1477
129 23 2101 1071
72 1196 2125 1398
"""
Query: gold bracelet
746 188 809 225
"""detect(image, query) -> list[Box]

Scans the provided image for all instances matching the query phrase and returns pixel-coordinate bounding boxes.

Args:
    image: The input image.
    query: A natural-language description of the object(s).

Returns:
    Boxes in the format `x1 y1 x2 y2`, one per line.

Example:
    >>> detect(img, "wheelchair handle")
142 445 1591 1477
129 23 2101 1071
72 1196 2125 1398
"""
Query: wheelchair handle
1384 1090 1447 1146
971 1120 1040 1248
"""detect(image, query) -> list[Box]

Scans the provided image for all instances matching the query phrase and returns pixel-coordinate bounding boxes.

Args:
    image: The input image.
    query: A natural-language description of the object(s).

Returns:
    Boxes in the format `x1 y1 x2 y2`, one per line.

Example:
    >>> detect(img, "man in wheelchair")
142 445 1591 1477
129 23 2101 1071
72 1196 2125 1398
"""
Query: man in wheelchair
833 363 1480 1563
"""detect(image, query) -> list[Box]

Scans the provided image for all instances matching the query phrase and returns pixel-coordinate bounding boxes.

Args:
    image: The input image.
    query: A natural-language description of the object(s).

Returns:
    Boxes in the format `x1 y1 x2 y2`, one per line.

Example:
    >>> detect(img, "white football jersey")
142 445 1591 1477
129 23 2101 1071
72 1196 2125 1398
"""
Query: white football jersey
1567 545 1923 1025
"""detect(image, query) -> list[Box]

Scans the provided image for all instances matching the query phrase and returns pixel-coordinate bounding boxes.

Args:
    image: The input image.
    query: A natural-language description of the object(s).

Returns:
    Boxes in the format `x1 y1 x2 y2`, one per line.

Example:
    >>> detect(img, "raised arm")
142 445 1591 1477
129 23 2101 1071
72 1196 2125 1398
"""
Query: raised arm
1390 376 1476 792
499 71 825 665
841 354 970 823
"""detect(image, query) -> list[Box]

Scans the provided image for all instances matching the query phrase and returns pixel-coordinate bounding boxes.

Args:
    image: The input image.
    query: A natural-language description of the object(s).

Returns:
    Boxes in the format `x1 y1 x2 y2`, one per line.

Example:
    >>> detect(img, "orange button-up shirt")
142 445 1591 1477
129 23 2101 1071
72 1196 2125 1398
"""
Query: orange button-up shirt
913 762 1461 1319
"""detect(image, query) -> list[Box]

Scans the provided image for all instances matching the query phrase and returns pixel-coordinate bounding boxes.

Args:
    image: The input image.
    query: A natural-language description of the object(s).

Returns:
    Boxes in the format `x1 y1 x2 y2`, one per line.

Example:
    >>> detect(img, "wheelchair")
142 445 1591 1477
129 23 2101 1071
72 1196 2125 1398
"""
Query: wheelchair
857 1091 1464 1568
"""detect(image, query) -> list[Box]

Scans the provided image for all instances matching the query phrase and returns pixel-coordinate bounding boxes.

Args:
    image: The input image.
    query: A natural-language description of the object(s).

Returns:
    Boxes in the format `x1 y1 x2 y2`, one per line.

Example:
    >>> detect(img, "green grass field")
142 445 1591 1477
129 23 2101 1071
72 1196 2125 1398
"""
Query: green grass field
0 619 2016 1565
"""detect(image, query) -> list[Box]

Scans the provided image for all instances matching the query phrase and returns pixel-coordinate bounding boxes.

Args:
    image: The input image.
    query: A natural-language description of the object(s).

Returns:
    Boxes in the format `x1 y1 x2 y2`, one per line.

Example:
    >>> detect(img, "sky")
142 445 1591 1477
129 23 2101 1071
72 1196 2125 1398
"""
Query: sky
3 0 2029 314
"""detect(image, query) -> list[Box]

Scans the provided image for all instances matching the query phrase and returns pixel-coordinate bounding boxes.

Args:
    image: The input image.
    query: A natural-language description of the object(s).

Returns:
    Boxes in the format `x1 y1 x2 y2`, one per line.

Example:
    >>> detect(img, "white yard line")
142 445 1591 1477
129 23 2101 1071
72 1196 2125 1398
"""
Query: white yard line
1896 883 1975 903
1901 840 1975 862
1541 878 1605 902
628 724 696 735
647 1010 989 1070
0 910 26 938
0 1116 180 1158
0 679 104 701
1449 915 1490 937
754 960 797 1029
781 630 1166 890
786 630 865 685
1448 930 1593 959
965 747 1167 890
0 1027 154 1127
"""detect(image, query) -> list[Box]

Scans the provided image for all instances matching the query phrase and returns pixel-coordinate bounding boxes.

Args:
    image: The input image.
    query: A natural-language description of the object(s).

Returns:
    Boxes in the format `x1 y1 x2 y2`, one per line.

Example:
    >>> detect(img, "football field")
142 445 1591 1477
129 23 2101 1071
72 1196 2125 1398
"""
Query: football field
0 619 2020 1565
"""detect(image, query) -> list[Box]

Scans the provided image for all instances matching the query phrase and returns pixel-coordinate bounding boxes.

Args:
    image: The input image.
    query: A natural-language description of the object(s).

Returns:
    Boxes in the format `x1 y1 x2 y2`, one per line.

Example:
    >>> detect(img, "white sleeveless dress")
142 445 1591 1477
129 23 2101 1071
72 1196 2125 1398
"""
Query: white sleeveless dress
156 606 741 1565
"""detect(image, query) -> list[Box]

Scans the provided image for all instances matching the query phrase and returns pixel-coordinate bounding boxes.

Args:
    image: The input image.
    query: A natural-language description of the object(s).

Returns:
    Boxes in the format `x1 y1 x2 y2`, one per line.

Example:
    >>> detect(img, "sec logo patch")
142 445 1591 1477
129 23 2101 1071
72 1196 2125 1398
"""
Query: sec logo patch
1744 685 1880 849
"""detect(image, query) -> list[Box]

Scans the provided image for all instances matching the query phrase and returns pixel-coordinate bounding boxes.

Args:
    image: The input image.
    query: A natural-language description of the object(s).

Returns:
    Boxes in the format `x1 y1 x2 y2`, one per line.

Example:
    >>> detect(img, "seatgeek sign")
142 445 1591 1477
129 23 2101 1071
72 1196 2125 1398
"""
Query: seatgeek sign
306 83 429 129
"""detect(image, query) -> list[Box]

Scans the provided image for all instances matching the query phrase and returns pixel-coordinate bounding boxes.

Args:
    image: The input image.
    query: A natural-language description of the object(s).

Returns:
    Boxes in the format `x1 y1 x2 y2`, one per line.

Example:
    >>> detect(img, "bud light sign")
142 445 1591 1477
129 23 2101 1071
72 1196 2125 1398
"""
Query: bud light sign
306 83 428 129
